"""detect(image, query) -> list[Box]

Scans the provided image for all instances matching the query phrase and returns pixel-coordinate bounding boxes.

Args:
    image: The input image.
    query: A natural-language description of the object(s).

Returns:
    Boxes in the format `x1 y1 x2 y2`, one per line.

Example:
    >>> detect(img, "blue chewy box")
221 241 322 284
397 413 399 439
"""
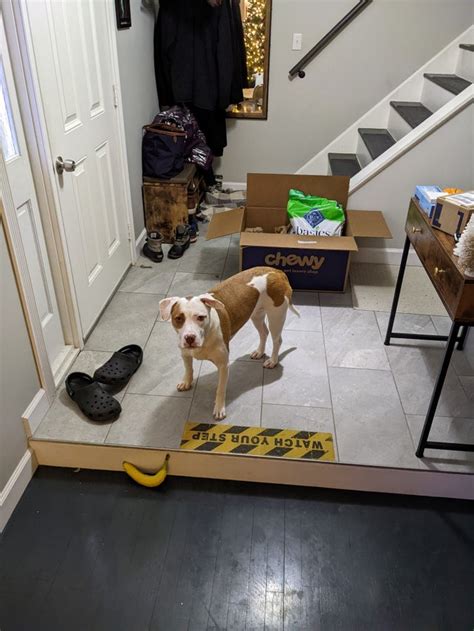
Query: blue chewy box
414 185 443 218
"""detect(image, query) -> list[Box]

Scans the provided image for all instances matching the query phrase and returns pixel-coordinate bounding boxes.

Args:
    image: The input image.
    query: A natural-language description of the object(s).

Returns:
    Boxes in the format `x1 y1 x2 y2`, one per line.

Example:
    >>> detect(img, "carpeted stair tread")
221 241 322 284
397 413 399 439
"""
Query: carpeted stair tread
423 73 471 95
358 128 396 160
390 101 433 128
328 153 362 177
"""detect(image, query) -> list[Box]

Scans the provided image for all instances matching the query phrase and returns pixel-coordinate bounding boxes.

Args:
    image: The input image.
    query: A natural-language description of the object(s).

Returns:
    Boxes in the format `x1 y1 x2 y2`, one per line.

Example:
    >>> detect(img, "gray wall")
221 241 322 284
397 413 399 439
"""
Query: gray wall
220 0 473 182
116 0 158 238
0 220 40 490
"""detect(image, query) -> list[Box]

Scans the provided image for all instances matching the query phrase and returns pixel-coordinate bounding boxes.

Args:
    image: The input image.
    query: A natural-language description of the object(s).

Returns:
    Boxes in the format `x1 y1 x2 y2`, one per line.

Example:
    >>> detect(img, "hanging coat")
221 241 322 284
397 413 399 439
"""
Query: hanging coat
154 0 247 156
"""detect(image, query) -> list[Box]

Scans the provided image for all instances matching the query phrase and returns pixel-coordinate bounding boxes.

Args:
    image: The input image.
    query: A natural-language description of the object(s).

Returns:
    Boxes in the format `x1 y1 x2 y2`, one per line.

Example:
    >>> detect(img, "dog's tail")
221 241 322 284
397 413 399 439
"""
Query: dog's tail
288 299 301 317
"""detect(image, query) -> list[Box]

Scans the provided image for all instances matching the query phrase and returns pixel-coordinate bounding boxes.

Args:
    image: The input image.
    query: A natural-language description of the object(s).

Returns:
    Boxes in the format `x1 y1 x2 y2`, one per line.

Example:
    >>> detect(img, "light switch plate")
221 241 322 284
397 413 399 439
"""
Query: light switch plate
292 33 302 51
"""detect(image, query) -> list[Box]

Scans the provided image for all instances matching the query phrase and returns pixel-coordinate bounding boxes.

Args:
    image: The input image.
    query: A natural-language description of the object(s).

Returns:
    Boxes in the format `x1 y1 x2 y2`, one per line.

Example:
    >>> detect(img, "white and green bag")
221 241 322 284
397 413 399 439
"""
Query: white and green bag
287 189 345 237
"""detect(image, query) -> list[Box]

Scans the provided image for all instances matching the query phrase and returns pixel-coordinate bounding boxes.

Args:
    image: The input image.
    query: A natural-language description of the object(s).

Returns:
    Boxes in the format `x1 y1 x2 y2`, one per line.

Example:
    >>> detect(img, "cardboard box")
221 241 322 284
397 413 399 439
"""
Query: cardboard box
432 191 474 237
206 174 392 291
414 185 445 219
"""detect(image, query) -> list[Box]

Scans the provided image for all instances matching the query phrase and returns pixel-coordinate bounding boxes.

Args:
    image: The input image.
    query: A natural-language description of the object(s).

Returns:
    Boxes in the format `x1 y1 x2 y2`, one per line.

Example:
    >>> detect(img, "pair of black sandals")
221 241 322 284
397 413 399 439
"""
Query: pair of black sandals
66 345 143 422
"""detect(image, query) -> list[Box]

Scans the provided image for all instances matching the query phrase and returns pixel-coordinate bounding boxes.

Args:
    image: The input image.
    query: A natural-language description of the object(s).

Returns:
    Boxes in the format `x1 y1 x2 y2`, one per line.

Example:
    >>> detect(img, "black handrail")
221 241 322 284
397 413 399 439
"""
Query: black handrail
289 0 373 79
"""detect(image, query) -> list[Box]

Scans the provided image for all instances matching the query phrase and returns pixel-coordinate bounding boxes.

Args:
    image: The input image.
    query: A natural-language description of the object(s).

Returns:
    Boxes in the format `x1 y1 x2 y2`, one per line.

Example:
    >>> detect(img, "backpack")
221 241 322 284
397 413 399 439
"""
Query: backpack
142 123 186 179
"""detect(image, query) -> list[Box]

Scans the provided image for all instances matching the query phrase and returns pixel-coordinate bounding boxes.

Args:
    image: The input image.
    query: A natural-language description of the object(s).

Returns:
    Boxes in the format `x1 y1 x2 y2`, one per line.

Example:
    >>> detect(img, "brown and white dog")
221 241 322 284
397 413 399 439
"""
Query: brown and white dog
159 267 299 420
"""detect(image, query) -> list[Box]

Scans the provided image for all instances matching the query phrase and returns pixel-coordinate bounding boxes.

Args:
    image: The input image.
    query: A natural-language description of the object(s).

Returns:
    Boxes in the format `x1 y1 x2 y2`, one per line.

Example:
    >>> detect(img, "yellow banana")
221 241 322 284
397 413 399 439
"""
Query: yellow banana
122 454 170 488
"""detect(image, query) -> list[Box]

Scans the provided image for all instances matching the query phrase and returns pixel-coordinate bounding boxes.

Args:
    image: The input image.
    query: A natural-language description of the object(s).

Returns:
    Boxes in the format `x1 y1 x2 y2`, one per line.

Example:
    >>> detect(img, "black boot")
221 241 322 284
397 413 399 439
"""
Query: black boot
142 231 163 263
168 225 191 259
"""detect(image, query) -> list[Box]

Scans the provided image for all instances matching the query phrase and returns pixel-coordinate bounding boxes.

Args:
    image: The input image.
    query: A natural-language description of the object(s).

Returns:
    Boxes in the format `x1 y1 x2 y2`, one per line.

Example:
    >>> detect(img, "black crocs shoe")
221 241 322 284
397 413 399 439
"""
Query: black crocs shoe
168 224 191 259
65 373 121 422
93 344 143 390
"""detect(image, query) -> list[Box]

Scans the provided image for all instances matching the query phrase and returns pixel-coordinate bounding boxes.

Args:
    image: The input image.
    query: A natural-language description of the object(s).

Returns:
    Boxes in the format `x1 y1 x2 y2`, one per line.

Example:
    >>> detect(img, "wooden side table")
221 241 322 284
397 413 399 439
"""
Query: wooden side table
384 198 473 457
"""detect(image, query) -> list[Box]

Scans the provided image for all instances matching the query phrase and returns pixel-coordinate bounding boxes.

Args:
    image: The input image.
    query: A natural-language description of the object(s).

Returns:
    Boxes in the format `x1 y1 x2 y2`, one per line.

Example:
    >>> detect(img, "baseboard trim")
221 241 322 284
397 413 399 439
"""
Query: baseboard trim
222 181 246 191
352 247 421 266
135 227 147 260
22 388 51 436
53 345 80 389
0 449 37 532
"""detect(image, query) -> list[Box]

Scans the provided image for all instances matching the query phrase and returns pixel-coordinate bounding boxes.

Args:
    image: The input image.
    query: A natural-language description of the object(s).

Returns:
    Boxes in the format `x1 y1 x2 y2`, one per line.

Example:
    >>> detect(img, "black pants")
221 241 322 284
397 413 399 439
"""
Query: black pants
189 105 227 158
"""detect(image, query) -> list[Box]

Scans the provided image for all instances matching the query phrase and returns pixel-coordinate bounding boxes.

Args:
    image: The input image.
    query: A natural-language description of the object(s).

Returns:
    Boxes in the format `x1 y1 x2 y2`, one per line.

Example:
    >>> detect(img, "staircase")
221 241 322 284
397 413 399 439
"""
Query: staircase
298 27 474 192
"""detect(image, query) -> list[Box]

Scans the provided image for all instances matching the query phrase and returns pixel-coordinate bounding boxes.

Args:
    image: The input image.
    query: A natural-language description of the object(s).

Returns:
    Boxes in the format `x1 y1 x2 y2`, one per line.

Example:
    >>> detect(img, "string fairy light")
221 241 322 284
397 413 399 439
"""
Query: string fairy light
243 0 266 85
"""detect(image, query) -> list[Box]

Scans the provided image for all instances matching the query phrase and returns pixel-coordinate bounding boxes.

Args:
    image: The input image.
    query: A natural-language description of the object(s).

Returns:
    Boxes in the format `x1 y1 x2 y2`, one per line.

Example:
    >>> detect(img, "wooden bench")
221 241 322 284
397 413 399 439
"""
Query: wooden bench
142 163 205 243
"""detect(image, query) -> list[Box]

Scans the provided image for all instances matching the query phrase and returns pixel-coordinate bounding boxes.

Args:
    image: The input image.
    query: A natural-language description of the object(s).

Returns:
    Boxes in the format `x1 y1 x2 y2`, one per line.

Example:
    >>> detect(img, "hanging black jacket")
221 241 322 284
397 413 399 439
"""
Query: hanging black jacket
154 0 247 113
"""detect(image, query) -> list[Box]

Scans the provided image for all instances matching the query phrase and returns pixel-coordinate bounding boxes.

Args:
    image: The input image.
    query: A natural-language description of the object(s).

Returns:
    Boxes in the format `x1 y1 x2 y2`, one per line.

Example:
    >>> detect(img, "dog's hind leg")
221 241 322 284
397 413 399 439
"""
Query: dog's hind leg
264 301 288 369
250 307 268 359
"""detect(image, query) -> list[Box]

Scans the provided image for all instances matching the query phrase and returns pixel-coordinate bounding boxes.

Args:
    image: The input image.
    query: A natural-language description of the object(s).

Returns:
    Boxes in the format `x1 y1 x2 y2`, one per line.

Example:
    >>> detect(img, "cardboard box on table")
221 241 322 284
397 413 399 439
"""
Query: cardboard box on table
413 185 445 219
206 174 392 291
432 191 474 237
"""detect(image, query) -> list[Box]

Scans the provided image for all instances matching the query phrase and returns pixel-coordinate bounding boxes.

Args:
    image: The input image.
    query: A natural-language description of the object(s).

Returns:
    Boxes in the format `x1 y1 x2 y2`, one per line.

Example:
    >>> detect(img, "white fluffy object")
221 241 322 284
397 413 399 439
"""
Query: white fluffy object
453 215 474 277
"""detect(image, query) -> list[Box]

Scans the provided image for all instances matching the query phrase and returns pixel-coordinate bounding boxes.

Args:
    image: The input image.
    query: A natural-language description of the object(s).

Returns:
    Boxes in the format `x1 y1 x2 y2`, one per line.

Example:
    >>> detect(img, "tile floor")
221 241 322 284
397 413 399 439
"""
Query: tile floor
34 223 474 472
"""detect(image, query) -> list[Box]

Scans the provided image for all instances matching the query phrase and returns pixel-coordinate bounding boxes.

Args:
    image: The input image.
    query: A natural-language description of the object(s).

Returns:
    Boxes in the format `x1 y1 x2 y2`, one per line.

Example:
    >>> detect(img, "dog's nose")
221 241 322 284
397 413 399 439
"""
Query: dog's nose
184 334 196 346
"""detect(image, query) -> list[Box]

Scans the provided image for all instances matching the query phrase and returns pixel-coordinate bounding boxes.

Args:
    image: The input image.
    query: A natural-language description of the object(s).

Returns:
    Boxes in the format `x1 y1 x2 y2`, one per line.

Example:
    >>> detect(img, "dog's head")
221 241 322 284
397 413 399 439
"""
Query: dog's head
159 293 224 349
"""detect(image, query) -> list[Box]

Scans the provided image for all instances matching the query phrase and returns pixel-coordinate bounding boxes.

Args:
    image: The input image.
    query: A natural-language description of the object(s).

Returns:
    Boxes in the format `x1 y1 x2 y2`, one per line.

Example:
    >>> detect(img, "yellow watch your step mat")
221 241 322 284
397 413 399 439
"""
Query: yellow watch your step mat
180 423 335 461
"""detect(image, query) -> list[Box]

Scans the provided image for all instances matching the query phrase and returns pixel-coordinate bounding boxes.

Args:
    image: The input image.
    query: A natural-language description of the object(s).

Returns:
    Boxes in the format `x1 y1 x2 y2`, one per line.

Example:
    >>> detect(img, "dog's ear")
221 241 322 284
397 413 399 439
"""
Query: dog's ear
199 293 225 310
159 297 180 321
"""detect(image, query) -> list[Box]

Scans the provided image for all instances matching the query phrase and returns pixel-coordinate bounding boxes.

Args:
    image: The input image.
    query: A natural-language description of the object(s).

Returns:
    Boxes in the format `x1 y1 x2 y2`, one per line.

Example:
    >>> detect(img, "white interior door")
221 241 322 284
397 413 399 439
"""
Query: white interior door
0 14 67 376
25 0 131 336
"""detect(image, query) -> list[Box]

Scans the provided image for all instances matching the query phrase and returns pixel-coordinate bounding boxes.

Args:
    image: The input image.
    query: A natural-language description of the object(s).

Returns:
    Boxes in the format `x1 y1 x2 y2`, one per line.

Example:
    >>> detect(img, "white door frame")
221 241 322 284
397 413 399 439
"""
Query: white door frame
2 0 136 402
0 159 57 401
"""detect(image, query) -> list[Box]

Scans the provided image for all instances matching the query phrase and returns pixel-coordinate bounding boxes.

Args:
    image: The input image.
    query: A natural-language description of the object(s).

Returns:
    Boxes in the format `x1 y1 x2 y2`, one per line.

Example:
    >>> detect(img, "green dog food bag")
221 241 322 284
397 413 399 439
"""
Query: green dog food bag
287 189 345 236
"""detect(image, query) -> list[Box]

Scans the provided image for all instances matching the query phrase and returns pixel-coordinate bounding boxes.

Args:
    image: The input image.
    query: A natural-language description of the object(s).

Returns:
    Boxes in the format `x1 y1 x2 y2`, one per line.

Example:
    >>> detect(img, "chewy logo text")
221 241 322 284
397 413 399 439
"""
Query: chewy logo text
265 252 325 270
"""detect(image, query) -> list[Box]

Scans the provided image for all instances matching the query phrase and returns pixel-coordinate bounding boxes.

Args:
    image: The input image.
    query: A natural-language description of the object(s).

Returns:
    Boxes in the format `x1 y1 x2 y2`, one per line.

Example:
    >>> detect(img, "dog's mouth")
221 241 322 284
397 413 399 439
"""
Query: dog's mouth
182 342 201 349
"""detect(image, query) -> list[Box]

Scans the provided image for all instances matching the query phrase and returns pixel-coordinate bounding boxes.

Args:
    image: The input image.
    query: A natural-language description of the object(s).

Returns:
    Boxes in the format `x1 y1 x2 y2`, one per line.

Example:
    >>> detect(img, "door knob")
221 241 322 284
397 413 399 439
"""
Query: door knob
55 156 76 175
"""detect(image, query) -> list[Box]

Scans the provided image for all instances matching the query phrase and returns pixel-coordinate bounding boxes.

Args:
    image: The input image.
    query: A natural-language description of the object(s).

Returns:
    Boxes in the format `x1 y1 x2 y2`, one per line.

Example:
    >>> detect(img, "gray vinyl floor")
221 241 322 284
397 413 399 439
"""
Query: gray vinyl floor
34 222 474 472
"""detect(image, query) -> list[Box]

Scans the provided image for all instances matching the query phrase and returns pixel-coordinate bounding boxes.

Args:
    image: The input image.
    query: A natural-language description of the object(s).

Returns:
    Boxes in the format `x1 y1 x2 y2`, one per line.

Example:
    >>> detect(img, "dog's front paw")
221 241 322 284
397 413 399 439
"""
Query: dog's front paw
250 350 265 360
213 403 226 420
177 381 193 392
263 358 278 369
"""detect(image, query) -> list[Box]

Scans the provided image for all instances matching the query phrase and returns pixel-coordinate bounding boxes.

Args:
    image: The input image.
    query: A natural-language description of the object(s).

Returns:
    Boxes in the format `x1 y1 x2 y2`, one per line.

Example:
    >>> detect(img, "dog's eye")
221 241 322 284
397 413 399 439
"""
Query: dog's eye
197 315 206 322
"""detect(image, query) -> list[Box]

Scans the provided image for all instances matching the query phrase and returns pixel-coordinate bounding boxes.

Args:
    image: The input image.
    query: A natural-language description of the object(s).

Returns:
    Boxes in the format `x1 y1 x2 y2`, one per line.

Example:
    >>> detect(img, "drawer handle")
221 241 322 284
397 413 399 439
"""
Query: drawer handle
434 267 446 276
412 227 422 233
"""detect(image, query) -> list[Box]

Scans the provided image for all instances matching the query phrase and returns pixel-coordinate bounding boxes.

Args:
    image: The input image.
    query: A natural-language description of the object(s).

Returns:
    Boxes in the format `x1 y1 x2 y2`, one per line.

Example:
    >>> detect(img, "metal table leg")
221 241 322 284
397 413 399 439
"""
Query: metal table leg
384 235 410 346
456 325 469 351
415 321 461 458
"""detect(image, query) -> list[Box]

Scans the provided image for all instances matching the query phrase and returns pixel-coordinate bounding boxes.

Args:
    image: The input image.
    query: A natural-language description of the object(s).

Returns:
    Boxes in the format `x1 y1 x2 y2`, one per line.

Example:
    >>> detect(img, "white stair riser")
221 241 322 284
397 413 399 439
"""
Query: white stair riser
421 78 455 113
387 106 416 142
322 135 358 157
428 41 468 75
456 48 474 82
356 134 373 168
